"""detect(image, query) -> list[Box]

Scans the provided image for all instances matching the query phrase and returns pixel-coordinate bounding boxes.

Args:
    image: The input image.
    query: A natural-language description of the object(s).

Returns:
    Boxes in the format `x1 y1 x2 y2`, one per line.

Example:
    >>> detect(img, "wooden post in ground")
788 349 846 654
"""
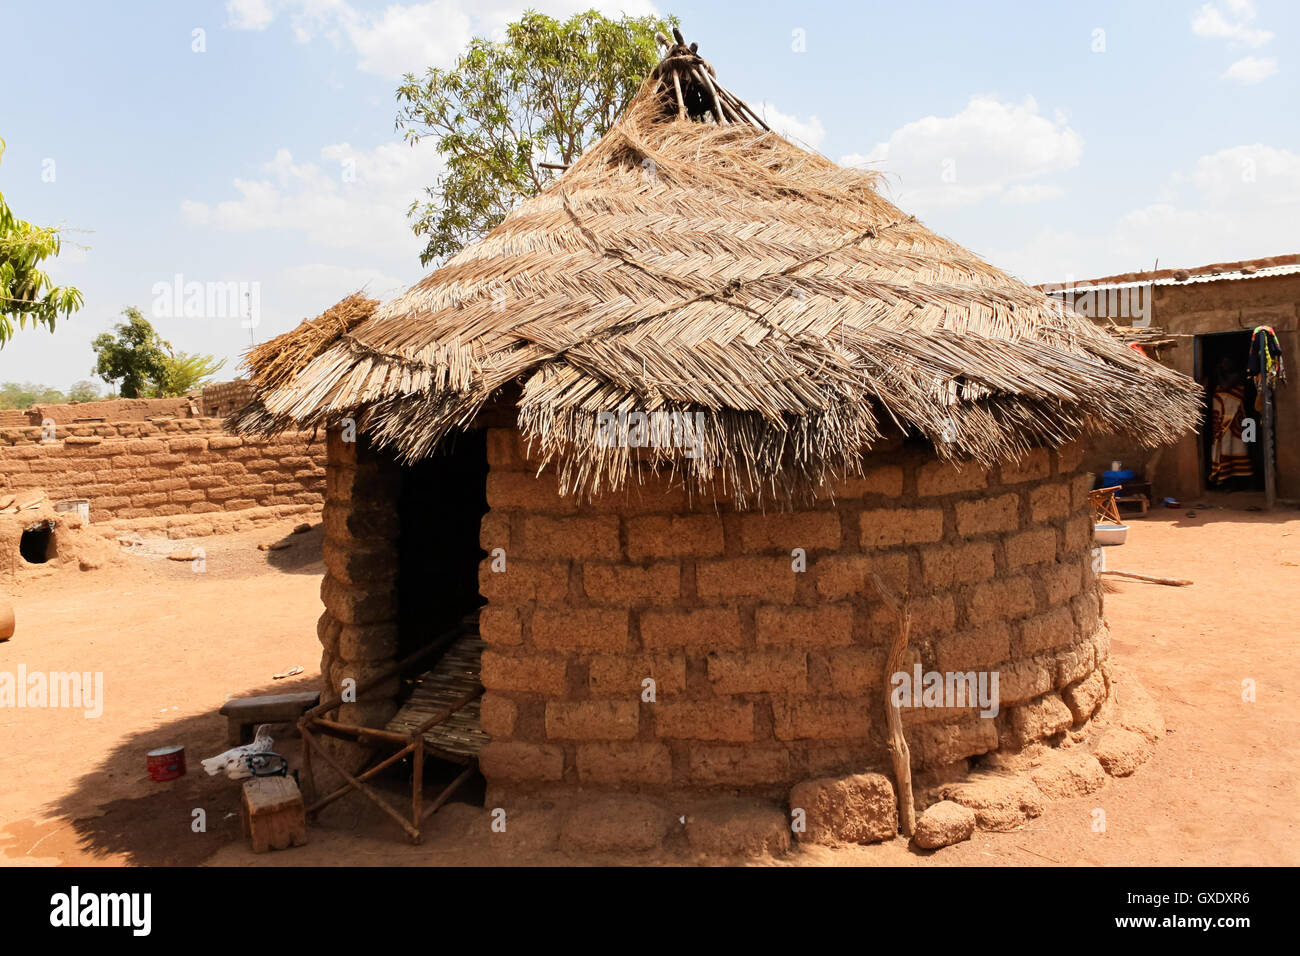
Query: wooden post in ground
872 573 916 838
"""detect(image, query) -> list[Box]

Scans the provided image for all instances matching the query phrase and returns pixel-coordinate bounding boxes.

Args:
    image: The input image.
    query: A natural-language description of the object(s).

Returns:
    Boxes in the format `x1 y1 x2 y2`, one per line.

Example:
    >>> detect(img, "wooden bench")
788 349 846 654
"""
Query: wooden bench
241 776 308 853
220 691 320 745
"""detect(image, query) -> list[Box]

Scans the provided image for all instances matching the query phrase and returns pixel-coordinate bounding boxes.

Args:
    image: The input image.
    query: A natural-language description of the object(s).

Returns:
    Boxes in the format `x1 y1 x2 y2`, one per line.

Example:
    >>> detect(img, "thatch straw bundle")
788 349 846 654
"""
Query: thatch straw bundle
232 33 1200 506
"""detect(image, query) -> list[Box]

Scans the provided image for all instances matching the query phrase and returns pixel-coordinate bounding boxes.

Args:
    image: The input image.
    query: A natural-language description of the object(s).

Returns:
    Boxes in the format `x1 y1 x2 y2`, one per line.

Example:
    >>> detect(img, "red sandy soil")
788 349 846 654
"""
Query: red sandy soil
1 503 1297 866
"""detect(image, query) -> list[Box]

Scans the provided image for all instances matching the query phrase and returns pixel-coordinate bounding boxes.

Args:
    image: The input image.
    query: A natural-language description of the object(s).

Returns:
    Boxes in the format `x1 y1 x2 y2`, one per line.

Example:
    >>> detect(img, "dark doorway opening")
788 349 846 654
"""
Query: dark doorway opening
394 427 489 665
1197 330 1265 491
20 521 57 564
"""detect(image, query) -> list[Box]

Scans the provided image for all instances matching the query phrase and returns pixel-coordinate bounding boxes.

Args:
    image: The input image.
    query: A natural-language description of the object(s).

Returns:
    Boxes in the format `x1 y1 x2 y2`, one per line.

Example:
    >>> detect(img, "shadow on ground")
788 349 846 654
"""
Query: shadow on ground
8 665 485 865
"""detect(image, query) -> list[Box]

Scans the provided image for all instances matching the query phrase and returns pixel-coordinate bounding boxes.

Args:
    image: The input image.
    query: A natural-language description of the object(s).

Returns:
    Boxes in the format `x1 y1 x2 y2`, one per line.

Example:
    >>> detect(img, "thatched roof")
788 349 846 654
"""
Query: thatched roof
233 30 1200 505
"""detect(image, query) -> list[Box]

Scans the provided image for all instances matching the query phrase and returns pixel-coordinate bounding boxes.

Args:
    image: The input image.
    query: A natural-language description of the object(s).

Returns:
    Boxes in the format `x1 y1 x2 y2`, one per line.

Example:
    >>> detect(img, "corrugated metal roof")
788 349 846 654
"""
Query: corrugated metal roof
1041 263 1300 295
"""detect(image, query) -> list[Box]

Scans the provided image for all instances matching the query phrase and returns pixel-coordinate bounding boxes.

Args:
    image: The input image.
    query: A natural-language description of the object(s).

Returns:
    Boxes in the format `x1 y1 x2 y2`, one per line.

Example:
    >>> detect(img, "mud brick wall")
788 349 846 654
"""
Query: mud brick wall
315 431 403 732
1081 272 1300 500
0 417 324 521
475 427 1111 801
24 396 196 424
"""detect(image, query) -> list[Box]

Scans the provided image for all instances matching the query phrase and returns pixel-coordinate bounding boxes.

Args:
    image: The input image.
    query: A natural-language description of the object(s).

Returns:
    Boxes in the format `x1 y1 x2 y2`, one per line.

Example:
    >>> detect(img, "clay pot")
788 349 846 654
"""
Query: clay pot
0 599 13 641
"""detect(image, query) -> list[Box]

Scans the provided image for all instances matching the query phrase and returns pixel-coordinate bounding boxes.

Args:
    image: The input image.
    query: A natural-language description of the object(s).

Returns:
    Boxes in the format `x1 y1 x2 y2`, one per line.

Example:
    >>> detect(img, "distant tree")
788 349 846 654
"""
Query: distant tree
396 10 673 265
66 379 103 403
0 138 84 346
0 381 65 409
90 308 170 398
150 351 226 397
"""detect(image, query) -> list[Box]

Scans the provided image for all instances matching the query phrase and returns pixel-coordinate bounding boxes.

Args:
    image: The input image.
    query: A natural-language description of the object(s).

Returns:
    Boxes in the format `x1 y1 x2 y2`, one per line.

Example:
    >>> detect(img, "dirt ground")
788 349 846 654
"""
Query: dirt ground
2 500 1297 866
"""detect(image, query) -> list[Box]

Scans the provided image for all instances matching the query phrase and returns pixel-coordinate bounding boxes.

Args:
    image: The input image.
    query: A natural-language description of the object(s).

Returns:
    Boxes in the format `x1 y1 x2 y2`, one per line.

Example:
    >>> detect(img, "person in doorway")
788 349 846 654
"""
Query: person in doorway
1208 357 1253 487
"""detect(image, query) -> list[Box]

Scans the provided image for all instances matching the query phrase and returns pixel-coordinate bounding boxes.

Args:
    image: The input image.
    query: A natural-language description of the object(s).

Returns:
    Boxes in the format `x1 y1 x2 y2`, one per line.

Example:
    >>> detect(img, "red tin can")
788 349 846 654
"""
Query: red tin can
147 745 186 781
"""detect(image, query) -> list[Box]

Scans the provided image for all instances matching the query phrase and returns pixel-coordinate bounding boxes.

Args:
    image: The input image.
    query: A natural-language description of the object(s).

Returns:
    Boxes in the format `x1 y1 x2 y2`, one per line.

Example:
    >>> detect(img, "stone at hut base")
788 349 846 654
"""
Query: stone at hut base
1030 748 1107 798
1094 728 1154 777
558 795 671 854
912 800 976 849
941 773 1045 831
789 772 897 846
684 798 790 858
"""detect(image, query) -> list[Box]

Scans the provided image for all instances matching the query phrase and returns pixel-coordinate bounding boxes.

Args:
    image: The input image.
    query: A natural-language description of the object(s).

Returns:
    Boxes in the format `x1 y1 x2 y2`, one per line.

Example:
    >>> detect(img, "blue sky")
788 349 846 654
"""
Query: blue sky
2 0 1297 390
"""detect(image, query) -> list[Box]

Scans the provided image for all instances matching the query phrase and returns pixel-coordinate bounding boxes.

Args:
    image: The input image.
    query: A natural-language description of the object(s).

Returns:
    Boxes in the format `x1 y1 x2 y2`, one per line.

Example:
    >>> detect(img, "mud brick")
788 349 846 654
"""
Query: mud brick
707 650 808 695
478 605 523 646
1029 483 1071 522
920 541 996 587
626 514 723 559
477 560 569 605
686 745 790 786
588 653 687 697
756 605 853 647
1018 606 1077 656
522 515 619 559
859 507 944 547
583 562 681 604
740 512 841 552
655 700 754 742
480 651 567 695
696 556 798 600
933 621 1012 671
917 461 988 496
545 699 640 740
640 607 743 650
771 698 872 740
969 576 1037 620
531 608 629 651
1004 528 1057 568
816 552 910 600
485 470 575 513
576 743 673 785
1000 449 1051 484
956 494 1019 536
478 741 564 781
480 693 518 737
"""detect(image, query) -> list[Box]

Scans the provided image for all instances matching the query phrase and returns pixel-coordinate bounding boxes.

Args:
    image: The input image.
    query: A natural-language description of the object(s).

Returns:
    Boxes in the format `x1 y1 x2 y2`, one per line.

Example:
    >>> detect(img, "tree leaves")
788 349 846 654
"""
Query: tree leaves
396 10 674 266
0 137 85 346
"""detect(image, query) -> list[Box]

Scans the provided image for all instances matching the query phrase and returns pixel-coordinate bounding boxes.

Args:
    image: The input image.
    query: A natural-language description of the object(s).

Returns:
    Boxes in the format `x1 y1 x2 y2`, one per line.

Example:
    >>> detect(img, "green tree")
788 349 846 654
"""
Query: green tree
396 9 674 265
0 138 84 346
0 381 65 409
66 379 104 403
150 350 226 397
91 308 170 398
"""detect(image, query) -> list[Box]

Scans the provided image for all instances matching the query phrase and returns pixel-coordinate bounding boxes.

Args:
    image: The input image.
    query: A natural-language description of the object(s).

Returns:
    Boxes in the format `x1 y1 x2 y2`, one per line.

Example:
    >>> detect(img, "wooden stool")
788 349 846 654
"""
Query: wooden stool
241 776 308 853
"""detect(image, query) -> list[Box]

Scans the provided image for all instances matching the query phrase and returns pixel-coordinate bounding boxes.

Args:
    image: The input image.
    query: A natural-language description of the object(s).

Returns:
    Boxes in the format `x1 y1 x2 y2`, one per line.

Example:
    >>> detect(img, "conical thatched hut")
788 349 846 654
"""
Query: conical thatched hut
235 33 1199 845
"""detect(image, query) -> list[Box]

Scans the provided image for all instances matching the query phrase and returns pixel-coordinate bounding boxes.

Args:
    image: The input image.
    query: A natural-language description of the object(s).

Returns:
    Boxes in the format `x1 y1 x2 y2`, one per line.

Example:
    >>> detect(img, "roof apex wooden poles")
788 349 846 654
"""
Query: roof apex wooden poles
650 28 770 130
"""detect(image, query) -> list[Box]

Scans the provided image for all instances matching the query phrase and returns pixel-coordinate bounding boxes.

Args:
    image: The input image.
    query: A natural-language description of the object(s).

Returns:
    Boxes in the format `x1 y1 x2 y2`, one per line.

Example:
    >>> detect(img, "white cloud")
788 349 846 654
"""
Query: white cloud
181 140 440 261
988 143 1300 282
1220 54 1278 83
755 102 826 150
227 0 659 79
847 95 1081 211
1001 183 1065 205
1192 1 1273 47
226 0 274 31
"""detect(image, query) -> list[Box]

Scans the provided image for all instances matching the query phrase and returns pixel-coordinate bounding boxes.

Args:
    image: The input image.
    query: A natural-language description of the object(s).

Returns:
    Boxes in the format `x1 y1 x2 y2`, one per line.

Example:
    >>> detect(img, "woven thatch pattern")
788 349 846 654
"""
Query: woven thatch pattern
233 46 1200 505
